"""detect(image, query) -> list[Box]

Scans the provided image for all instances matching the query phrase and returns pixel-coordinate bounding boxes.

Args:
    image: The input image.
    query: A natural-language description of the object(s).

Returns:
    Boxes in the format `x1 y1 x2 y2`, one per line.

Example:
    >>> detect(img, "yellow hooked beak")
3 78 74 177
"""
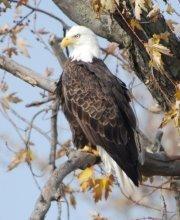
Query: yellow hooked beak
60 37 75 48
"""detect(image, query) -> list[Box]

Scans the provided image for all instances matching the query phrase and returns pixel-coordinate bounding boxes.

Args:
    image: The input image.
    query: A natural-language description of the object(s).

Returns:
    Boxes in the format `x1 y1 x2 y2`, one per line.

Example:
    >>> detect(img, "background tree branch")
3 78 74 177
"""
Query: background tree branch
0 55 55 93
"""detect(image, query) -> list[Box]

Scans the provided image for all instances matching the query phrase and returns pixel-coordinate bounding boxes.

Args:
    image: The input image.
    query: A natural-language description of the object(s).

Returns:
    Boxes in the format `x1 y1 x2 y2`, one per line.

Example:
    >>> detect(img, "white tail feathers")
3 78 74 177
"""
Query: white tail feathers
97 146 137 195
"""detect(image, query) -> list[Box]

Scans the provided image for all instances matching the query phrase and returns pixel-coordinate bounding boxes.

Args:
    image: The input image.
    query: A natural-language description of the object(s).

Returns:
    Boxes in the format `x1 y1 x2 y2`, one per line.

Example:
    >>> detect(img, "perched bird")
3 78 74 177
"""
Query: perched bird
57 25 141 191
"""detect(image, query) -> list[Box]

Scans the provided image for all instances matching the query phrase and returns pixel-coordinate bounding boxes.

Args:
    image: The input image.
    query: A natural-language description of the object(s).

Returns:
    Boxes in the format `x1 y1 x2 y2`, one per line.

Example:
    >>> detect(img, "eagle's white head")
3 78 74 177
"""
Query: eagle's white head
60 26 100 62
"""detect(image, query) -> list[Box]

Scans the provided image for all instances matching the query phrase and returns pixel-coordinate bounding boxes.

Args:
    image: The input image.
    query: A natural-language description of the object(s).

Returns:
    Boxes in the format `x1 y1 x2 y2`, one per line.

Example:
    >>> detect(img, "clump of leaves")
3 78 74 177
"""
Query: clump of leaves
92 213 108 220
144 33 172 72
8 148 34 171
0 22 30 58
90 0 119 17
1 92 22 109
0 0 11 8
160 86 180 128
78 167 114 202
64 185 77 209
134 0 153 20
130 19 143 30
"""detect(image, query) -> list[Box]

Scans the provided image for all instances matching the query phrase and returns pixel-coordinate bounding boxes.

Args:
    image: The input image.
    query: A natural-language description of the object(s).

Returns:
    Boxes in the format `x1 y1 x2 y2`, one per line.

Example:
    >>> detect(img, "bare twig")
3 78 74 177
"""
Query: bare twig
25 96 55 108
171 178 180 220
49 34 67 67
11 0 70 30
152 130 164 153
49 101 58 169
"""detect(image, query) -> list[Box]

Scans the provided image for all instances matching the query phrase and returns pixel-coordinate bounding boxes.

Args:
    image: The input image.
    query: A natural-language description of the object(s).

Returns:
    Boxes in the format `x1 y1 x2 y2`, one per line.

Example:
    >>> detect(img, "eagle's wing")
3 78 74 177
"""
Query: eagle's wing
56 74 89 149
62 59 139 185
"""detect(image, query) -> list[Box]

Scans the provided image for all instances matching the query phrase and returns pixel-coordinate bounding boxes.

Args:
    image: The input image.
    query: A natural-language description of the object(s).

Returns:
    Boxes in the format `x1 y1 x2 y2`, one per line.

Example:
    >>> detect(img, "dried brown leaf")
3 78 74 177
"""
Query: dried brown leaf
3 47 18 57
135 0 152 20
0 82 8 92
6 92 22 104
147 5 160 20
93 175 114 202
144 34 172 72
16 37 30 57
92 213 108 220
103 42 119 55
69 194 76 209
8 149 34 171
0 23 10 34
17 0 28 7
43 67 54 78
130 19 143 30
166 4 174 15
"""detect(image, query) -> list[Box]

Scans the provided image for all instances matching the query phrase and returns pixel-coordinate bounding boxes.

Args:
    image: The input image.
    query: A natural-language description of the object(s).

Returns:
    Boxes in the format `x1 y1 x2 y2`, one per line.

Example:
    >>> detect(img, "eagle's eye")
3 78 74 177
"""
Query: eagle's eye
73 34 80 39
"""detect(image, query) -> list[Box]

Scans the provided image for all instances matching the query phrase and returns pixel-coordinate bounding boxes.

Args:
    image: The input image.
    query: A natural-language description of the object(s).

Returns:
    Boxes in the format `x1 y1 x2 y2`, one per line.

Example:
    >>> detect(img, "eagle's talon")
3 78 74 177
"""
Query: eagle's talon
81 145 99 156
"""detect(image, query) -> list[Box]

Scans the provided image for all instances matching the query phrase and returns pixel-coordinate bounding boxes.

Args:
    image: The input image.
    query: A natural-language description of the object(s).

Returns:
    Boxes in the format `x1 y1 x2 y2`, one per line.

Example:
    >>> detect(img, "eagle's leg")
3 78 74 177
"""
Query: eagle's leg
81 145 99 156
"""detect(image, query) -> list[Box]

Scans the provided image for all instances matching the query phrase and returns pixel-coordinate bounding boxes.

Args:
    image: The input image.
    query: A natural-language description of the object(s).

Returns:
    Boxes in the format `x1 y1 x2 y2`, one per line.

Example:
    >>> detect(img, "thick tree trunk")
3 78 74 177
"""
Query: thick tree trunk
52 0 180 110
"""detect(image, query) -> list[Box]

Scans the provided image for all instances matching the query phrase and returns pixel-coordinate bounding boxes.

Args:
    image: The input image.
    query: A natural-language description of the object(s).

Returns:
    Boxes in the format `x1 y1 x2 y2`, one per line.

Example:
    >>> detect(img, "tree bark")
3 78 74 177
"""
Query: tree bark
52 0 180 110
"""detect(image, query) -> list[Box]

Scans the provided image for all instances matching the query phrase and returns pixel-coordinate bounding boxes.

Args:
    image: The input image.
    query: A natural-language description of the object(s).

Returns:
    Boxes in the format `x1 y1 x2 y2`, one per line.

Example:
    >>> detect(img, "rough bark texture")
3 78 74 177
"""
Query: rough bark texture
0 55 56 92
52 0 180 110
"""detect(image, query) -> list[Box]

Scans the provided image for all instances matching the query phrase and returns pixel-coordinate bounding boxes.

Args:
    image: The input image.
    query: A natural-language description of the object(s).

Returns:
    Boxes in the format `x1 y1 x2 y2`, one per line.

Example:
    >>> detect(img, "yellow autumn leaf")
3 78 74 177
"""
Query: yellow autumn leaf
166 19 177 32
90 0 102 18
166 4 175 15
81 178 94 192
130 19 143 30
153 32 170 42
175 87 180 100
91 0 119 17
8 149 34 171
78 167 94 182
93 175 114 202
144 35 172 72
101 0 117 13
159 106 177 128
160 87 180 128
135 0 153 20
147 5 160 20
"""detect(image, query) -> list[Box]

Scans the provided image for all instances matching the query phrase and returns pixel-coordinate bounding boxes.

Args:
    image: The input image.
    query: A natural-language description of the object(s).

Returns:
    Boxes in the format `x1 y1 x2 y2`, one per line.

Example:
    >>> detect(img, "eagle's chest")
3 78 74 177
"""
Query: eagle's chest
62 66 97 99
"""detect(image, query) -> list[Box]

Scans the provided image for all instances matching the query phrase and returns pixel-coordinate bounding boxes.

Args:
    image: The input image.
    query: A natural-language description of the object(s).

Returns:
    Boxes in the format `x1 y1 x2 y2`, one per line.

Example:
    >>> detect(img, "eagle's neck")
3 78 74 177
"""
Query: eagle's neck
69 44 100 63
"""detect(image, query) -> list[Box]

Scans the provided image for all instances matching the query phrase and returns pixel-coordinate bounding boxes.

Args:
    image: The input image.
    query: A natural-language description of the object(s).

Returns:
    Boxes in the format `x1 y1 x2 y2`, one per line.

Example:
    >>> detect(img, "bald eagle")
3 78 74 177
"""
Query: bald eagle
57 26 141 190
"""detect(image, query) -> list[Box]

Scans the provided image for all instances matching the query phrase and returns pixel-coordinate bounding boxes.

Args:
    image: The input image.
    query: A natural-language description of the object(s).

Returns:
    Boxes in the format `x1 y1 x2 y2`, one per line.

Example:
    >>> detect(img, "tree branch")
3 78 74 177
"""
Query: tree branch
11 0 70 30
30 150 97 220
49 35 67 67
51 0 180 110
30 150 180 219
0 55 55 93
49 100 58 169
52 0 126 48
